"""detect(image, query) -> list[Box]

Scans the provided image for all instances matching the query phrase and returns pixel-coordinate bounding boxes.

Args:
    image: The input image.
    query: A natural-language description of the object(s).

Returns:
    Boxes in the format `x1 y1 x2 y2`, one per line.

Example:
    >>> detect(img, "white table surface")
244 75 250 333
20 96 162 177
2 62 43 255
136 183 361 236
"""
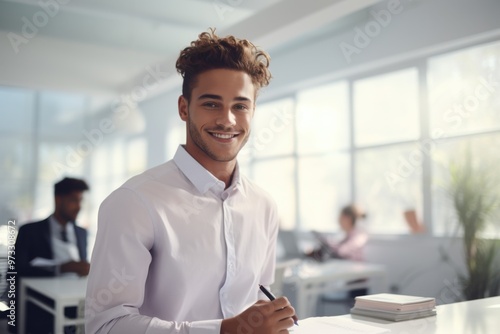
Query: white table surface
19 277 87 334
291 260 387 282
331 296 500 334
21 276 87 300
18 276 499 333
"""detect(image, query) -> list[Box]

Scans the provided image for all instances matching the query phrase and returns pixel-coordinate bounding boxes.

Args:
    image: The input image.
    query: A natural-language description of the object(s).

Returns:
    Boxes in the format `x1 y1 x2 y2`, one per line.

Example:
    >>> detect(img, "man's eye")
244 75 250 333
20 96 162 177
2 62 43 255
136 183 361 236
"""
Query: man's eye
203 102 218 108
234 104 248 111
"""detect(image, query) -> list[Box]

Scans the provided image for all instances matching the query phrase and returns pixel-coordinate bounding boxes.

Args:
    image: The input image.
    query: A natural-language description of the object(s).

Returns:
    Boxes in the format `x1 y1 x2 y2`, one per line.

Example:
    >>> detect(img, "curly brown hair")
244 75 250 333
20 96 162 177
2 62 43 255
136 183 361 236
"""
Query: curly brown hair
176 29 271 101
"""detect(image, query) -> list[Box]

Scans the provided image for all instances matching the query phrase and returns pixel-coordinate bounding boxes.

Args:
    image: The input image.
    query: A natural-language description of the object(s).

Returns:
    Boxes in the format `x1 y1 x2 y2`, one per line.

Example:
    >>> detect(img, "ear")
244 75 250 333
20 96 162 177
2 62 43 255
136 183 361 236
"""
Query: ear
54 195 62 209
178 95 188 121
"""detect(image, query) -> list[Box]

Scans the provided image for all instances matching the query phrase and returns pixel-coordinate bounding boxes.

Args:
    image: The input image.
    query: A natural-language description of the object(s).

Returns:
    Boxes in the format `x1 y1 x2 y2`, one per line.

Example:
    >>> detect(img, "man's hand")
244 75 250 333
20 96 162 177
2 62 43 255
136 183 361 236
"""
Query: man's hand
61 260 90 276
220 297 296 334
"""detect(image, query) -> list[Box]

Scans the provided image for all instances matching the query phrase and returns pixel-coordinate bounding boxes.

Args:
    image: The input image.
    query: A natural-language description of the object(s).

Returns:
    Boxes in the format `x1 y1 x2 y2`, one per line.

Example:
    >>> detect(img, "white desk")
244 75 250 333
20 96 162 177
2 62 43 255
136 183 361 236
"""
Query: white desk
303 296 500 334
283 260 388 318
19 277 87 334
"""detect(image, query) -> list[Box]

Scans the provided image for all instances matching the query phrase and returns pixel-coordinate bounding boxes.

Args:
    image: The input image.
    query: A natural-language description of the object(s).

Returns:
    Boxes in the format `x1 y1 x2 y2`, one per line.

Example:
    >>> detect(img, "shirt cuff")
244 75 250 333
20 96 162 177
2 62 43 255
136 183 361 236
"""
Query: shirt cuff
189 319 222 334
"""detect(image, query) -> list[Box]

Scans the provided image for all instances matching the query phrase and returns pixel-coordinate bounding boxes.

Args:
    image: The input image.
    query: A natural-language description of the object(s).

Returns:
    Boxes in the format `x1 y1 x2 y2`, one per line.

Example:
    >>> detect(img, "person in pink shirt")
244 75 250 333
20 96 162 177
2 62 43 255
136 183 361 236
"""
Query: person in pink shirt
329 205 368 261
310 204 368 262
313 205 370 303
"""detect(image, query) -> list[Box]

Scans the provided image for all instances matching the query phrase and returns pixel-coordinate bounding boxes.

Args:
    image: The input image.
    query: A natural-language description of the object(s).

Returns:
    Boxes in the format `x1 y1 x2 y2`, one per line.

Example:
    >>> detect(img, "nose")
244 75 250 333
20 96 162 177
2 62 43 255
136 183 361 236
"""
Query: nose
215 107 236 128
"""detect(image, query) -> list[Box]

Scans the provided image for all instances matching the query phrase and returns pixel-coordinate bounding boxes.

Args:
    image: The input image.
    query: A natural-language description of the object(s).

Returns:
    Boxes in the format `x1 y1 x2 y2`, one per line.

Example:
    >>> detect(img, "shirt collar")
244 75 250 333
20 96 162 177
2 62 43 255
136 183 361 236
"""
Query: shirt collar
49 215 63 229
49 215 74 232
173 145 245 197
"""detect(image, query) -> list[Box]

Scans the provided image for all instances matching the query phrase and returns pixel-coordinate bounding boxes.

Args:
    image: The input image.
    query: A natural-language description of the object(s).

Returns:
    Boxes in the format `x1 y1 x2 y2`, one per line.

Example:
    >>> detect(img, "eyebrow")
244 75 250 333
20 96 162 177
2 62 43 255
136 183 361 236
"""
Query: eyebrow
197 94 252 103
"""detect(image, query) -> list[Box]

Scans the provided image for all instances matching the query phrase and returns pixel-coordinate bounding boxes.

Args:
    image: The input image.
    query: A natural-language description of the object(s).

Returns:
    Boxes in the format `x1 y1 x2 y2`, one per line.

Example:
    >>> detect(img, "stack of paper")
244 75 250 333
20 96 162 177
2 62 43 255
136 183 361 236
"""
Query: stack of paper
350 293 436 322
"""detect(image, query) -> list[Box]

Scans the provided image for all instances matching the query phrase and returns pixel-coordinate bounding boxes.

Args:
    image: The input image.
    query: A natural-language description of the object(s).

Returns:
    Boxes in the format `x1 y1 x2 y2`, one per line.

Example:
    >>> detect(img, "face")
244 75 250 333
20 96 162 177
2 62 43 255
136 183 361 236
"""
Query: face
178 69 255 165
55 191 84 222
339 214 354 232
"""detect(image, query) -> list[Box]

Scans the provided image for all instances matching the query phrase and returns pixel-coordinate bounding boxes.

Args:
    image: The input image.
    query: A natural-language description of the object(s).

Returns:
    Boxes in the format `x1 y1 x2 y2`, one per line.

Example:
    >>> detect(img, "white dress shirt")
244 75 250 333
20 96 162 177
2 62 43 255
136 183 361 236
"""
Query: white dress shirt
49 215 80 277
85 145 280 334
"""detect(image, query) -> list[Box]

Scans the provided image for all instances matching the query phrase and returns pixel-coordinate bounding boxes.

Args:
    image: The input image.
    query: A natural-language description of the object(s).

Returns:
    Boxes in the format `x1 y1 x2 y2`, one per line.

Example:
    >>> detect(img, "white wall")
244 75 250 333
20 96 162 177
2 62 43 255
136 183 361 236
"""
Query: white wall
365 236 466 303
368 236 500 303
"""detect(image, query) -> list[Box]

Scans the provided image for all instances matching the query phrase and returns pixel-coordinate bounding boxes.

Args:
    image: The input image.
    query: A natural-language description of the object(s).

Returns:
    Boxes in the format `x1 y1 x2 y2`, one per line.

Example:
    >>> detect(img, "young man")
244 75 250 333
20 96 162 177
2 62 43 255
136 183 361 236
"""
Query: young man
85 30 296 334
16 177 90 278
14 177 90 334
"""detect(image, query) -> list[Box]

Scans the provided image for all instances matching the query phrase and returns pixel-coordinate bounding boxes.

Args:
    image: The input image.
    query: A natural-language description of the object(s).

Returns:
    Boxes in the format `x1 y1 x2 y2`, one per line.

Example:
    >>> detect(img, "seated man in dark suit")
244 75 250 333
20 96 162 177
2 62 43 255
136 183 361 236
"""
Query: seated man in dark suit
13 177 90 333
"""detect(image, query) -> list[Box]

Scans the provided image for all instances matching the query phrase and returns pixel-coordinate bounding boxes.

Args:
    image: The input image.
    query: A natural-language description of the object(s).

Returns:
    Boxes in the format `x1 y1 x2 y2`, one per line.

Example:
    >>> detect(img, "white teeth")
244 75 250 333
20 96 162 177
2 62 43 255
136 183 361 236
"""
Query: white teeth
212 133 235 139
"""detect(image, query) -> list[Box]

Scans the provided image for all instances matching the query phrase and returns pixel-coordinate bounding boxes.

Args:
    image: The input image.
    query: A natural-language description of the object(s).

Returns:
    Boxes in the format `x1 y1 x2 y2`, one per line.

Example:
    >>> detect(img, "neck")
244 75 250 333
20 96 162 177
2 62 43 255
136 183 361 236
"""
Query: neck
53 212 68 226
183 145 237 188
202 159 236 188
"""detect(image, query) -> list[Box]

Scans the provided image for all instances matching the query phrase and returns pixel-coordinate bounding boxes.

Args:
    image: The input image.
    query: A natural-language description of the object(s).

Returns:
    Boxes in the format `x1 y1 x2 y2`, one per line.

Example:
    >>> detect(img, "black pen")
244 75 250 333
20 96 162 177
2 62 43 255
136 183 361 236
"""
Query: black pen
259 284 299 326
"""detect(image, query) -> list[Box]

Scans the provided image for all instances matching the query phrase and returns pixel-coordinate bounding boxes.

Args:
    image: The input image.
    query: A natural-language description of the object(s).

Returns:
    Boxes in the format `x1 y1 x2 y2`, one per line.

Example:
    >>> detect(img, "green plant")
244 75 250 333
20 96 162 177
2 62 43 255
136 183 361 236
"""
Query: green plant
448 149 500 300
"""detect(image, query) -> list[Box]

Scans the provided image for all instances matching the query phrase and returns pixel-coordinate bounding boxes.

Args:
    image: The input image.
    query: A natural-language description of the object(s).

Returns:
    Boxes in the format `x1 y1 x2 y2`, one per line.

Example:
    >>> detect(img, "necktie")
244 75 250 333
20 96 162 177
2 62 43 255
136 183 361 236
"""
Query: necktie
61 225 68 242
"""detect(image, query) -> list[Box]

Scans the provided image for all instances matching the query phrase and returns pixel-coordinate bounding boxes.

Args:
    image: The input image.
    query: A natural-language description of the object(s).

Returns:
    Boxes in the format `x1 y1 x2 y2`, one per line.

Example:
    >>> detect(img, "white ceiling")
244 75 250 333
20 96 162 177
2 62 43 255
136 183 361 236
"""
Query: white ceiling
0 0 382 99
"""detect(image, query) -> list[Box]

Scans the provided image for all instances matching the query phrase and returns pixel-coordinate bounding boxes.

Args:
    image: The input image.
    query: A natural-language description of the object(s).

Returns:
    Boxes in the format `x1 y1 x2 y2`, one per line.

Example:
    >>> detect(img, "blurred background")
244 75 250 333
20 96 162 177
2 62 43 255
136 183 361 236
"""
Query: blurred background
1 0 500 307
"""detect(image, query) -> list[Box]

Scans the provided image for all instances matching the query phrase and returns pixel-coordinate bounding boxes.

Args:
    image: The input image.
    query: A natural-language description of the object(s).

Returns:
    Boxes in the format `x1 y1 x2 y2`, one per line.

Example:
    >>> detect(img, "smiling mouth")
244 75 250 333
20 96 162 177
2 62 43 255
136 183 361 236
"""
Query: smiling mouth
209 132 239 139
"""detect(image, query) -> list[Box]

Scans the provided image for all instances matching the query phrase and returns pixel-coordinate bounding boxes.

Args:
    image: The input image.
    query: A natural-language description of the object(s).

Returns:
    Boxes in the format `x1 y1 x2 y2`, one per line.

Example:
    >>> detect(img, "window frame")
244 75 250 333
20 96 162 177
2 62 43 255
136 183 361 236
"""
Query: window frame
251 37 500 236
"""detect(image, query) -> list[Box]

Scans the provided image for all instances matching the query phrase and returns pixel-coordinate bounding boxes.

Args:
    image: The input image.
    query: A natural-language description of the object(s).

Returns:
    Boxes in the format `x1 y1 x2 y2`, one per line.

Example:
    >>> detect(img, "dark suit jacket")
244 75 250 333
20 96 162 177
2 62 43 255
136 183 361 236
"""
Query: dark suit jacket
15 217 87 277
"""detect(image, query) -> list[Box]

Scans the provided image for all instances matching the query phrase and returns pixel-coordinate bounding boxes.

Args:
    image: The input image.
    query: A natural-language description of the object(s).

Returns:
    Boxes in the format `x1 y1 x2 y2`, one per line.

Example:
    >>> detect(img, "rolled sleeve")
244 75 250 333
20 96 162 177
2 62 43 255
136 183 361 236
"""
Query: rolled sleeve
189 319 222 334
98 316 221 334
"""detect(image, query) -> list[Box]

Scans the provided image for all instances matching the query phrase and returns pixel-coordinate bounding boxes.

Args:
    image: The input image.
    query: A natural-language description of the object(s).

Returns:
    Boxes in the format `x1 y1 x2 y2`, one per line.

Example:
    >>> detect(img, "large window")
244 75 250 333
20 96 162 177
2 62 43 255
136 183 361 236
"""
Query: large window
428 41 500 137
296 82 350 232
250 98 295 159
253 158 297 229
431 134 500 236
246 40 500 236
353 68 421 233
356 144 423 234
298 154 350 232
354 68 420 147
428 40 500 236
0 88 36 224
245 98 297 229
296 82 350 153
0 88 147 237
